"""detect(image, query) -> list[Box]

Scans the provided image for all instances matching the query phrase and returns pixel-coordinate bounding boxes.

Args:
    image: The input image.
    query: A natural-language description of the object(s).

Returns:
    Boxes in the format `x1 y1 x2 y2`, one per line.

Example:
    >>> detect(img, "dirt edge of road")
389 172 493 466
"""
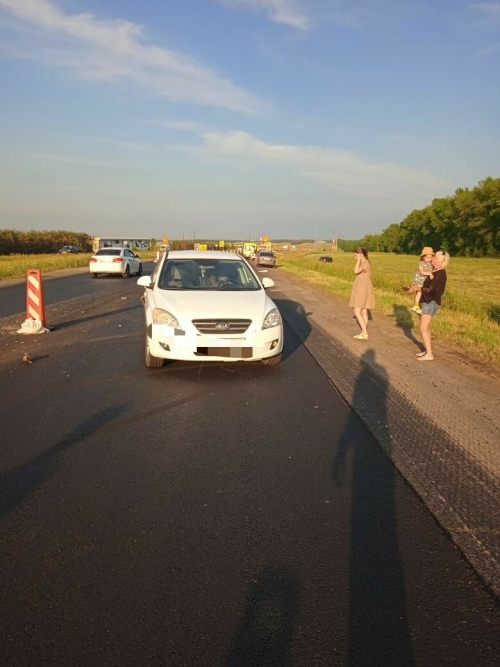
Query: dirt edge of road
272 269 500 600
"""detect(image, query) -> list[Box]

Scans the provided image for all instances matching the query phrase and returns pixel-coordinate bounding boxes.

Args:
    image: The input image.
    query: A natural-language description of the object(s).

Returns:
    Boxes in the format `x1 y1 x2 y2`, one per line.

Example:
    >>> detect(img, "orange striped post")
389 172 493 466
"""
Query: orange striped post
26 269 46 327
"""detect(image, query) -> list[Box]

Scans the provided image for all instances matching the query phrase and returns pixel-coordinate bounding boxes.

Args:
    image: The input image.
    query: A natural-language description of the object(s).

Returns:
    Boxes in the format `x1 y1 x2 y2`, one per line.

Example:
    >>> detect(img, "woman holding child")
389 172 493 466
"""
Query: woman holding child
416 250 450 362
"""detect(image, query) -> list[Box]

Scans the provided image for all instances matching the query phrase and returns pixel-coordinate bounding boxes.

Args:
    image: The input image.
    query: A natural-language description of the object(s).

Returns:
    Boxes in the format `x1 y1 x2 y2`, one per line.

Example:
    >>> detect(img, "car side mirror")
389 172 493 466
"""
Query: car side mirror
262 277 275 289
137 276 153 288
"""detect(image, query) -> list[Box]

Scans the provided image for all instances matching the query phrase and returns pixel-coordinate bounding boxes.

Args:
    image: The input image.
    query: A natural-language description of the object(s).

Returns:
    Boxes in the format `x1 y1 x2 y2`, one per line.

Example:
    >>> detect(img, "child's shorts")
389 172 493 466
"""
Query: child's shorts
420 300 440 316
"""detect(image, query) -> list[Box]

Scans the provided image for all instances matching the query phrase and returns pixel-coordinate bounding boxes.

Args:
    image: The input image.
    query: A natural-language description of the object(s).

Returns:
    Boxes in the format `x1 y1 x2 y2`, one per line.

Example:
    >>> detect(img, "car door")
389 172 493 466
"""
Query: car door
125 249 137 272
131 250 140 272
142 257 162 324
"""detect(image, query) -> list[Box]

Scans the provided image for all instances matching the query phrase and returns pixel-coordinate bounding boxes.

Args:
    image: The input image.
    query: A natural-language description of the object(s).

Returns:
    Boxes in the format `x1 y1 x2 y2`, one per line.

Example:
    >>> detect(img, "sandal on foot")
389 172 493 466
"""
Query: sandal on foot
415 351 426 357
353 333 368 340
417 354 434 361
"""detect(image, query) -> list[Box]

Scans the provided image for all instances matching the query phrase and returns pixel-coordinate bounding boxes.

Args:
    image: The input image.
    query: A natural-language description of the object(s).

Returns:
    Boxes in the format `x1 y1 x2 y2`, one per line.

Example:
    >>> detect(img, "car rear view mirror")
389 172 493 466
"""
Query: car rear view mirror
137 276 153 288
261 277 275 289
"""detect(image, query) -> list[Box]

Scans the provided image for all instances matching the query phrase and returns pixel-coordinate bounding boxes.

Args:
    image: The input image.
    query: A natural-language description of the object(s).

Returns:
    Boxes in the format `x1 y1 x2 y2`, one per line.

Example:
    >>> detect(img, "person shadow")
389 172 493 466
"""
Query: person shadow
226 565 301 667
393 304 423 350
332 349 414 667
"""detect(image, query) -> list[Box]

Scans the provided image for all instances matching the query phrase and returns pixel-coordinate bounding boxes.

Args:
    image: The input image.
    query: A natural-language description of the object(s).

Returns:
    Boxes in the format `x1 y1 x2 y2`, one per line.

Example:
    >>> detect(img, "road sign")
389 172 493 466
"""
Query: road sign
219 240 225 248
162 236 169 243
262 236 269 243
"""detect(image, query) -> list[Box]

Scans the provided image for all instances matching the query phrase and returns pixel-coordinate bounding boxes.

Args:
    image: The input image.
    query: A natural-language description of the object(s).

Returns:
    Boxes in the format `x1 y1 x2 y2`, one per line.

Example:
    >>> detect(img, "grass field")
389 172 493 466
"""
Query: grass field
277 245 500 364
0 251 157 281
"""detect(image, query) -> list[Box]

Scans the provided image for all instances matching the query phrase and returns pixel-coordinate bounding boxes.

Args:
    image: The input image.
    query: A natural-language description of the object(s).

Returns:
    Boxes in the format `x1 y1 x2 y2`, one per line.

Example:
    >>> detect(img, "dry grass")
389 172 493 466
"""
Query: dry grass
0 251 157 281
278 246 500 364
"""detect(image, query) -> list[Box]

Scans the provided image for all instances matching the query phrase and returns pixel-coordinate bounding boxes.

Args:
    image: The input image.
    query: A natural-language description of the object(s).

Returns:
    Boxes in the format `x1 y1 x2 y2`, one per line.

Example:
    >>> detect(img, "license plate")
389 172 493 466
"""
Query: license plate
196 347 253 358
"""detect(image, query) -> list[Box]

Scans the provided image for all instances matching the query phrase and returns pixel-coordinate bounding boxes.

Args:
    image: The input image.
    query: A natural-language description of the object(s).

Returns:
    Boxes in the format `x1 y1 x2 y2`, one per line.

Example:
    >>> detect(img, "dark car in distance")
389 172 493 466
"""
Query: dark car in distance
257 251 277 268
59 245 81 254
319 255 333 263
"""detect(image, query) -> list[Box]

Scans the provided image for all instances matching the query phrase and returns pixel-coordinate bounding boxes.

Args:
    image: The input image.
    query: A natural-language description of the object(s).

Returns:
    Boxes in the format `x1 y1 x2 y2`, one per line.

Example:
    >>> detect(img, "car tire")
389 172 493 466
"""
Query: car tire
136 263 143 276
123 264 130 279
91 273 98 278
145 330 164 368
261 352 282 366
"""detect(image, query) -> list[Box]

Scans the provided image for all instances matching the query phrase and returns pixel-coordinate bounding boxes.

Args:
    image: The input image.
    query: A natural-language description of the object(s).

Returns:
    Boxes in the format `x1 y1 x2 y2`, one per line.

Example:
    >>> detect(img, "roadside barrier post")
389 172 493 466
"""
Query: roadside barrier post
26 269 46 327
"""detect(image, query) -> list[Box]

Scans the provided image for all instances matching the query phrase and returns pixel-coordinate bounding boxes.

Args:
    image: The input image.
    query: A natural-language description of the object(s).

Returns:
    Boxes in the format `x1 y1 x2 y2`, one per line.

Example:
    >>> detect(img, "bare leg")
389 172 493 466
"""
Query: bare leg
419 314 434 359
353 308 368 336
414 291 422 306
361 308 369 329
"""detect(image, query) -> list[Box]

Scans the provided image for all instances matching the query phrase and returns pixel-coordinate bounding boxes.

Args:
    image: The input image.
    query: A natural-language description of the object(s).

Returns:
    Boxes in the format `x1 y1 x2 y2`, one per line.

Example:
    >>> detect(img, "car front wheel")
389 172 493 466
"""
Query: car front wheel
145 330 164 368
136 263 143 276
261 352 282 366
123 264 130 279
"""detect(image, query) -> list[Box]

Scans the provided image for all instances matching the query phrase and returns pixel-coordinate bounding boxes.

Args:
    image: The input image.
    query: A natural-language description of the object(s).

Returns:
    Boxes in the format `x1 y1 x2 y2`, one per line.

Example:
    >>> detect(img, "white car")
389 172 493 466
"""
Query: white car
137 251 284 368
89 247 143 278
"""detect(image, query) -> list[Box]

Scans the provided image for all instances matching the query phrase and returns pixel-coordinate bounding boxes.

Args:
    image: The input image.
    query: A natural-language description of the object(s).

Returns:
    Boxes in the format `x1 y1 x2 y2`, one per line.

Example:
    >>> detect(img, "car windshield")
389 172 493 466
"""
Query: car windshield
158 258 261 291
95 249 121 256
260 252 273 257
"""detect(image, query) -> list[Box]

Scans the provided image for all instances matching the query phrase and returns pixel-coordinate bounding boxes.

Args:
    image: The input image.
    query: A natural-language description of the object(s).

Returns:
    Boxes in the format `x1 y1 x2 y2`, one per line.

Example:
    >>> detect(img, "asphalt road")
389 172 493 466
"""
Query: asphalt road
0 263 154 320
0 269 499 666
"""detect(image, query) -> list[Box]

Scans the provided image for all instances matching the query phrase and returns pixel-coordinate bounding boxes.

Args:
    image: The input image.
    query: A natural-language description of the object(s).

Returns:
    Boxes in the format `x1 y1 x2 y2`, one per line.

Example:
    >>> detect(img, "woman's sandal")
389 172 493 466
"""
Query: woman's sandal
417 354 434 361
415 351 426 357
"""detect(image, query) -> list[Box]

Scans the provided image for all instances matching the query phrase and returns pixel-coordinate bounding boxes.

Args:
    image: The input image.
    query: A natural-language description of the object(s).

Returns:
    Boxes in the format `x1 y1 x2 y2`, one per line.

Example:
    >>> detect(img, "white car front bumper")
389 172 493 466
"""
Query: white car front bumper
147 321 283 362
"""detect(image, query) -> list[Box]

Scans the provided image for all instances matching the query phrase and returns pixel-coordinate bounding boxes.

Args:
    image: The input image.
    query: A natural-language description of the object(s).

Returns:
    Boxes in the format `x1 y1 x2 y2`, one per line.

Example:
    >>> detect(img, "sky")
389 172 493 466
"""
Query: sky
0 0 499 241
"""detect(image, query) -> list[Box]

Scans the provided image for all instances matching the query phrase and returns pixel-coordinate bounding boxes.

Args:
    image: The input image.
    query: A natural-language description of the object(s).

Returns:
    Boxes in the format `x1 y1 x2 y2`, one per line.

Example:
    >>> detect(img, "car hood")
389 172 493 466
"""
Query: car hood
152 288 277 323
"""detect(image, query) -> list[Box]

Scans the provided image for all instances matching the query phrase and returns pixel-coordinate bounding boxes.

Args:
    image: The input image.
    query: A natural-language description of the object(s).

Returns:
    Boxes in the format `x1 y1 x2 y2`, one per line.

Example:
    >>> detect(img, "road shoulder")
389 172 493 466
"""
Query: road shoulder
271 268 500 597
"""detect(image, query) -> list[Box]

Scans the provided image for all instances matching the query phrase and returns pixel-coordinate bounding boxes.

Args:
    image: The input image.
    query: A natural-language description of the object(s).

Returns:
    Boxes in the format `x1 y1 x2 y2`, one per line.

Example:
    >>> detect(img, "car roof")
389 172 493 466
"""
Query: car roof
166 251 243 260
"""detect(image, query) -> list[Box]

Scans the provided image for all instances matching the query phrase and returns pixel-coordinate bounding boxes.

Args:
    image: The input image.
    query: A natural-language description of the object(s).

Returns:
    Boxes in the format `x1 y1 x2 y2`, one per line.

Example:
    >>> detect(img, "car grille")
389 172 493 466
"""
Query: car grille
192 319 251 334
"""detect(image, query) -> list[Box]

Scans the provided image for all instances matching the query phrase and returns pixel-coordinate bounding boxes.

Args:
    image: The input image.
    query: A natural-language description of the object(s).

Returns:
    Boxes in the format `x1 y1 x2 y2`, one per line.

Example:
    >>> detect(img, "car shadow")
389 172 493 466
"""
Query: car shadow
273 298 312 362
92 274 143 280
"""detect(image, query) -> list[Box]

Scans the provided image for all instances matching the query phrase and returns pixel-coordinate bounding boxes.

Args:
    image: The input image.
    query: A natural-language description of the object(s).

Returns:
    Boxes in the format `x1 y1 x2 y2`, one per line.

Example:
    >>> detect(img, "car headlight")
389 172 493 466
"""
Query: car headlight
152 308 179 328
262 308 282 329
